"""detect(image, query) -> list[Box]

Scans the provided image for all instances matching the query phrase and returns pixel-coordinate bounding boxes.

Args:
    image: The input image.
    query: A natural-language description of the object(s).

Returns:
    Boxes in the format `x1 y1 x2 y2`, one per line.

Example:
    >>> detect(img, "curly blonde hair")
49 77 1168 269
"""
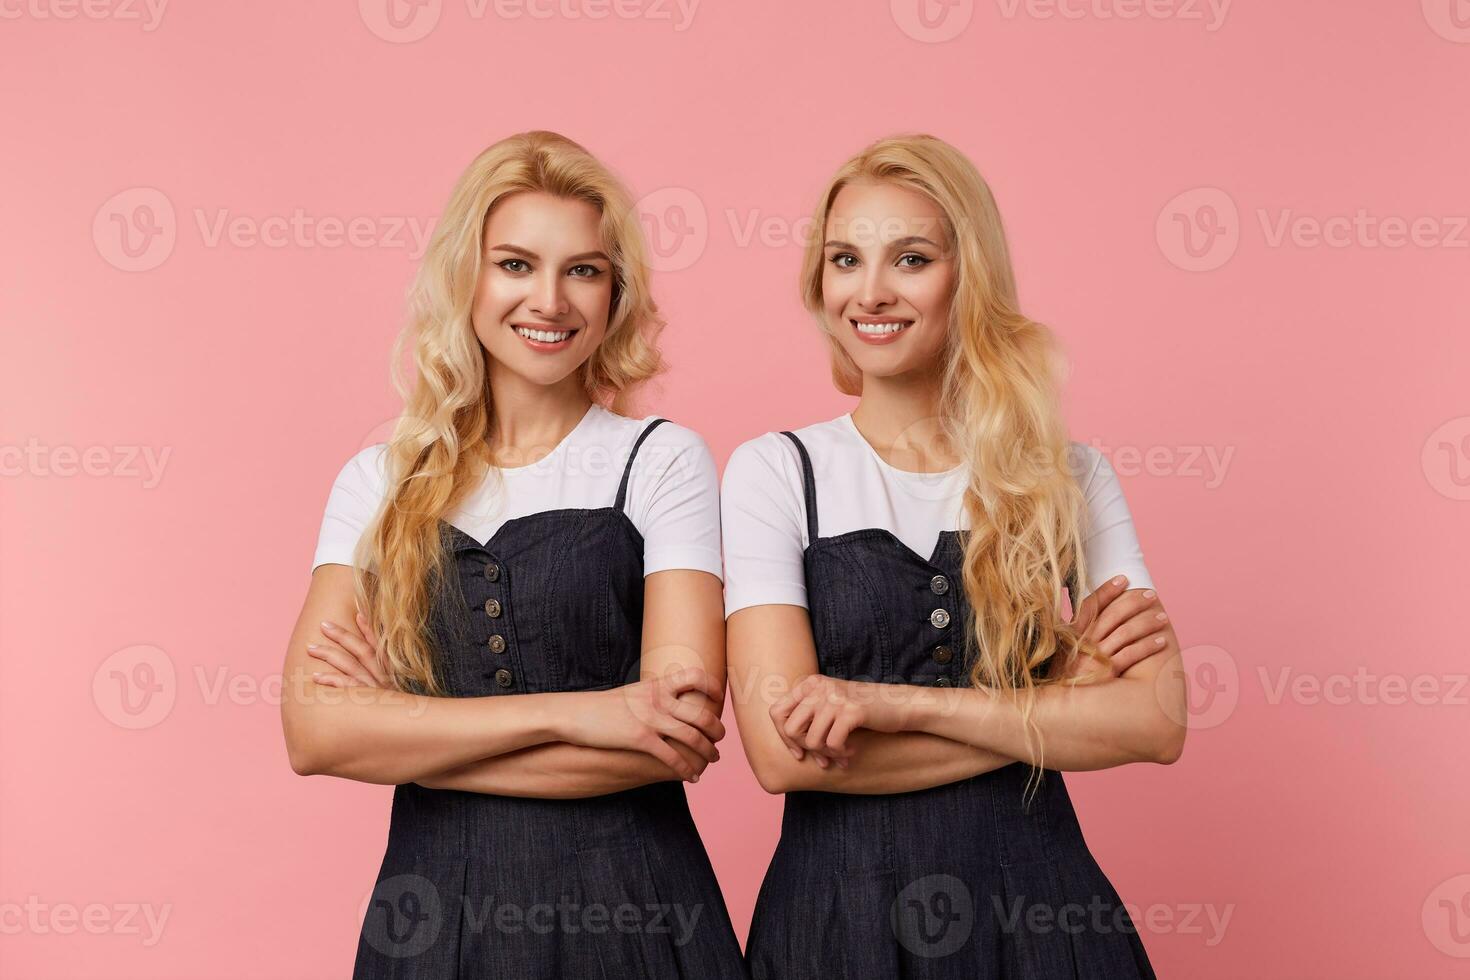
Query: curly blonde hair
801 134 1112 801
352 131 666 696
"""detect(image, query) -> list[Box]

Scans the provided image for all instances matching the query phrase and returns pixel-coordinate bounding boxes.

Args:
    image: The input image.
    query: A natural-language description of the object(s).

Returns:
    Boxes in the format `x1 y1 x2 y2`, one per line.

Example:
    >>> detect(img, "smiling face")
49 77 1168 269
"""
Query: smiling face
820 179 956 379
472 190 614 387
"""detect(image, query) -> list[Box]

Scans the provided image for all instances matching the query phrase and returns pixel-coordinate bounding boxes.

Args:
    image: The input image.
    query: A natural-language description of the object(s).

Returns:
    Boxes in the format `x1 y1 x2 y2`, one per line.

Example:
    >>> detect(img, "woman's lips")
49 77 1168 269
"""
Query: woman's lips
850 318 913 346
510 322 579 351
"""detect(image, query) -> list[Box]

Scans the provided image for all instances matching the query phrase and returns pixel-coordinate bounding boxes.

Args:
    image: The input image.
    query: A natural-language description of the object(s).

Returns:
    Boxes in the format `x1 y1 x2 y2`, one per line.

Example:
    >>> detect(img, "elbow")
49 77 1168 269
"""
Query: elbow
752 764 792 796
749 754 800 795
288 745 321 777
282 707 330 777
1148 719 1187 765
284 727 324 776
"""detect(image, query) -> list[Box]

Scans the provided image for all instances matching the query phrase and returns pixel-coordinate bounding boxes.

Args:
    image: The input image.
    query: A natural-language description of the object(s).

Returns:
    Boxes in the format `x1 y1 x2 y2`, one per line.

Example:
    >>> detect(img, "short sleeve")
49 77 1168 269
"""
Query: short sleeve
624 423 724 581
719 435 809 618
1075 444 1154 594
311 444 388 571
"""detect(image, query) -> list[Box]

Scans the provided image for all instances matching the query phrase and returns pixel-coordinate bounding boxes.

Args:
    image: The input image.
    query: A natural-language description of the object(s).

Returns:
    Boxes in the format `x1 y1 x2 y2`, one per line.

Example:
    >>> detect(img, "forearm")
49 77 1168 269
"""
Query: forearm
763 729 1013 795
415 741 687 799
283 670 568 784
902 664 1185 770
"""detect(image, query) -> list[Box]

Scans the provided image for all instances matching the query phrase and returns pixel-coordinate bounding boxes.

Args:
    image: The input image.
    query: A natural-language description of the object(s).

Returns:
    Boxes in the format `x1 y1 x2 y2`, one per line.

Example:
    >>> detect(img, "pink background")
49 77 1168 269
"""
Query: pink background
3 2 1467 977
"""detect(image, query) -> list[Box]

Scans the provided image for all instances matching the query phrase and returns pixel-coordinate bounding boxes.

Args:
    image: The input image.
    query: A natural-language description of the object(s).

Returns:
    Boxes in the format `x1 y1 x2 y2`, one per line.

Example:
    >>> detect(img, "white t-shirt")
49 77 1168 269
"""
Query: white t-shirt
719 412 1154 619
312 403 724 580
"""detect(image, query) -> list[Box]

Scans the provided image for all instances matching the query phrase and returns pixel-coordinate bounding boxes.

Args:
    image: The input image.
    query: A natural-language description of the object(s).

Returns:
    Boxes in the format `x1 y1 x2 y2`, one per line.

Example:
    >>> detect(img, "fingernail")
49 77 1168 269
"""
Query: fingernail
306 643 318 651
1156 612 1168 622
1155 636 1166 645
1143 589 1156 599
320 621 335 631
1112 576 1125 586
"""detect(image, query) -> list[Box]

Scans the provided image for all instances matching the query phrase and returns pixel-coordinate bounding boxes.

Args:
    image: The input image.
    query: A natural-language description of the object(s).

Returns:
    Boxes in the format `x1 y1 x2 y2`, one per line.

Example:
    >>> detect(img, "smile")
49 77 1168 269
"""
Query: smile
850 318 913 345
511 323 579 350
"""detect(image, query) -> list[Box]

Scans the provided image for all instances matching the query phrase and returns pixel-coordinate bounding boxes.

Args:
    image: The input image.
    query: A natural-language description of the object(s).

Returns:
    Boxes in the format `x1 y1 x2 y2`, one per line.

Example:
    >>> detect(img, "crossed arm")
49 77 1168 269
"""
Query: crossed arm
407 569 728 798
727 602 1017 795
729 579 1186 795
281 564 727 798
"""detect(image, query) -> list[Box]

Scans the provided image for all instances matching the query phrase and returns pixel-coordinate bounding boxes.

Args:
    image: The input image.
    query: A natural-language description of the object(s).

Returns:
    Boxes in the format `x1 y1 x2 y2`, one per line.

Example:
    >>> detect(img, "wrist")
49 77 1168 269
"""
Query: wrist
900 684 944 732
523 692 570 744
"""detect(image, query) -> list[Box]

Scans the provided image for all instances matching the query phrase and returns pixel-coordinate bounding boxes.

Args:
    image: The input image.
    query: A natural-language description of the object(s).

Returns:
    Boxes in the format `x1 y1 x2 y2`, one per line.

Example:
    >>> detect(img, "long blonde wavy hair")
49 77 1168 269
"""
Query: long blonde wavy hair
350 130 666 696
801 134 1111 800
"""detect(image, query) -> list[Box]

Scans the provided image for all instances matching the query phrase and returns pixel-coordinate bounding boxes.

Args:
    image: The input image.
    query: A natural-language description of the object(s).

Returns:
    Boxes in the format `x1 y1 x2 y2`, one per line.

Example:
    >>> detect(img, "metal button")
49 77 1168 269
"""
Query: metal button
484 598 502 618
484 561 500 582
933 644 953 664
930 574 949 595
933 676 952 687
487 634 506 654
494 667 513 688
930 608 950 629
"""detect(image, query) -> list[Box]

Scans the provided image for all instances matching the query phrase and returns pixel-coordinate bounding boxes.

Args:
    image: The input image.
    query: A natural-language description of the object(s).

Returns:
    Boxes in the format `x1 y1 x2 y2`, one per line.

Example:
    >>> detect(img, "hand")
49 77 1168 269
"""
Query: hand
1064 576 1175 680
769 675 903 770
563 667 727 783
308 611 390 689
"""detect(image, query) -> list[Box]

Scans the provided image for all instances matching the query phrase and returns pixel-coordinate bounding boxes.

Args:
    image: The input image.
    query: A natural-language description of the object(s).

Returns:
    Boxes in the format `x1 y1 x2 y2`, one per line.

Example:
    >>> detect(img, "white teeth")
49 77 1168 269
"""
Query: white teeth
853 320 909 335
514 326 574 343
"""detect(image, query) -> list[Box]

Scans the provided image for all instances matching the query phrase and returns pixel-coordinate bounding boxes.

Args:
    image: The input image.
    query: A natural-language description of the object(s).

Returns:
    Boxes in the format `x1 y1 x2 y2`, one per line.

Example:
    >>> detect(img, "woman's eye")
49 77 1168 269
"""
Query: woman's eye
498 258 530 273
828 253 858 269
897 253 931 268
568 264 602 278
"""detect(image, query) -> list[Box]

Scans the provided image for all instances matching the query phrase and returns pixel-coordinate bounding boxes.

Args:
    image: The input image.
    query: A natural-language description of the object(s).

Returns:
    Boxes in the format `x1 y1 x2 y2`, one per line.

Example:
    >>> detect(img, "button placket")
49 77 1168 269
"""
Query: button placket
925 571 955 686
481 554 513 690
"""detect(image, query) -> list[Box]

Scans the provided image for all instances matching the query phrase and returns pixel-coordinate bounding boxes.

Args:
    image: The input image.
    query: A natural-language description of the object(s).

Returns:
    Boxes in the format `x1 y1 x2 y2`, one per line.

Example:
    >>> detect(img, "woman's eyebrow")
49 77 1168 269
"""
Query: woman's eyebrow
822 235 941 250
487 243 610 263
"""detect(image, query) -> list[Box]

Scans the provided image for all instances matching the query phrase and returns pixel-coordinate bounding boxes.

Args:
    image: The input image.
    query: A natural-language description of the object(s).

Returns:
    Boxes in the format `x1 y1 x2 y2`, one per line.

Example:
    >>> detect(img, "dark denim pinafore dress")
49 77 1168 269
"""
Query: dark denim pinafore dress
353 418 748 980
743 430 1156 980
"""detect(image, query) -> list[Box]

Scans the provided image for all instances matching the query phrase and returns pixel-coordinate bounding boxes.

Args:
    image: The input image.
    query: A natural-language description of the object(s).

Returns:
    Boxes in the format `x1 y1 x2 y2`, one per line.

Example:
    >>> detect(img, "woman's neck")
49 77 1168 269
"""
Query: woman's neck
851 370 959 473
484 371 592 468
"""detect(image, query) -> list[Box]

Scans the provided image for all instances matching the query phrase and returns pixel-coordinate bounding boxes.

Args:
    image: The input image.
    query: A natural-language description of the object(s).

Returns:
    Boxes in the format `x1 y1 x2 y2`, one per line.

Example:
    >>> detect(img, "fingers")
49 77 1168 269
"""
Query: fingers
658 722 720 765
1074 575 1130 630
1097 604 1169 657
1109 628 1176 674
768 696 805 761
310 670 352 688
665 666 724 704
643 735 702 782
306 640 378 688
353 611 392 686
664 698 726 743
826 714 859 764
319 619 389 686
770 674 820 716
1090 589 1161 646
782 697 820 750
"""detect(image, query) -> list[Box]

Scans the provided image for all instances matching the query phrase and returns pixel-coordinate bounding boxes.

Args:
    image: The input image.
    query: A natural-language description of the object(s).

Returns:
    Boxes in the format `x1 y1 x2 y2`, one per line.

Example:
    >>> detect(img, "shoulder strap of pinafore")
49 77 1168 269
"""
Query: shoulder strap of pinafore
779 430 819 543
614 417 670 513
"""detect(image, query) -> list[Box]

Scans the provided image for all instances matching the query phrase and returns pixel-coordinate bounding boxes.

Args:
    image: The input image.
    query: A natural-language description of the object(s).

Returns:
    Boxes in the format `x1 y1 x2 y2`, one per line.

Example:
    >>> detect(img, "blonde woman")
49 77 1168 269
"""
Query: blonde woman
722 134 1187 978
281 131 747 979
